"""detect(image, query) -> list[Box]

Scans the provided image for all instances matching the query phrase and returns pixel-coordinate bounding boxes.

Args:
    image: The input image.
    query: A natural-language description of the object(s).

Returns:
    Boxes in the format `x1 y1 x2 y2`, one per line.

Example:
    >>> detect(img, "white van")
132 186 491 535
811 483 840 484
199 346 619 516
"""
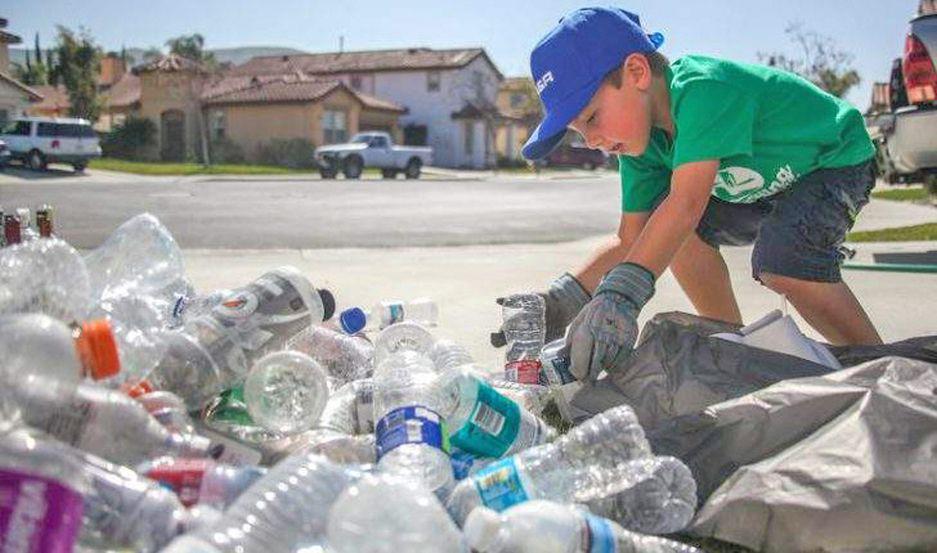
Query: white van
0 117 102 172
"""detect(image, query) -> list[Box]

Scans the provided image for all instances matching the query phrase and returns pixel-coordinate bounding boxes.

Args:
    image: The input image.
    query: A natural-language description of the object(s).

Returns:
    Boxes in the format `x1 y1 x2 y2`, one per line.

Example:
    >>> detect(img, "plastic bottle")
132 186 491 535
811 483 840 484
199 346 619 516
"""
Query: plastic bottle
299 428 378 465
139 266 336 409
35 205 54 238
1 424 191 553
464 501 701 553
135 390 196 434
160 452 357 553
288 324 375 387
429 339 484 374
10 379 214 466
539 338 581 423
243 350 329 434
137 456 265 508
0 238 92 323
367 297 439 330
436 367 555 458
319 378 376 434
446 405 664 524
500 294 546 384
16 207 39 242
373 320 437 365
491 379 551 416
373 351 454 497
327 473 468 553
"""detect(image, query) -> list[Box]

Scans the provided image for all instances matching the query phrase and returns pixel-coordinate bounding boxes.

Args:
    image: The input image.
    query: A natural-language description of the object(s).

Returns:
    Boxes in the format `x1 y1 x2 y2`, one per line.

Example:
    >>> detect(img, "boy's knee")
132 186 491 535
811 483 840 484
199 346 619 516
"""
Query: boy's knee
757 271 801 295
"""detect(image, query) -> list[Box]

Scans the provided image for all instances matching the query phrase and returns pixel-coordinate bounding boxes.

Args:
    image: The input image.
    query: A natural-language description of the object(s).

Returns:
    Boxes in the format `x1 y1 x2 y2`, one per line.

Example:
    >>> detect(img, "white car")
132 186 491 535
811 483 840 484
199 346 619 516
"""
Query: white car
0 116 102 172
315 132 433 179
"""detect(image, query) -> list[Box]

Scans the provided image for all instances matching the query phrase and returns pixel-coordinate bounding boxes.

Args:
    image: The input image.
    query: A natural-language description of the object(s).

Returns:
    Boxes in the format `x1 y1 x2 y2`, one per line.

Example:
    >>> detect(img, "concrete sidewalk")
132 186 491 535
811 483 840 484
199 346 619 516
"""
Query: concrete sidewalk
182 238 937 375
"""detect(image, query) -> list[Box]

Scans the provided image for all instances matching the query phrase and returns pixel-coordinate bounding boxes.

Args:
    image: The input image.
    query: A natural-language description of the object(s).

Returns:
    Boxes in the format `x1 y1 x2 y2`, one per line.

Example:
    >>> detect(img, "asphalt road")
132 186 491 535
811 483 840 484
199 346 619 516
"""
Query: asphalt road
0 169 622 249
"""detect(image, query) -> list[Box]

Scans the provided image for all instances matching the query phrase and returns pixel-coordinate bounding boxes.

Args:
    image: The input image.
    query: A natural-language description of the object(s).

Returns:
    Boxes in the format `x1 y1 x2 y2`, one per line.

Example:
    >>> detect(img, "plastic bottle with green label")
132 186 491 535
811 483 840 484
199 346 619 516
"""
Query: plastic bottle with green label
437 368 555 458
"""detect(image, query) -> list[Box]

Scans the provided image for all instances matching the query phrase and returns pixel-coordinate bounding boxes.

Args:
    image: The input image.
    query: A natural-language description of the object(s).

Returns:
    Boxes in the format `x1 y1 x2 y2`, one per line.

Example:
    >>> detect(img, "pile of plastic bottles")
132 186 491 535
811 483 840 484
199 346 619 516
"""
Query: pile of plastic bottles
0 211 701 552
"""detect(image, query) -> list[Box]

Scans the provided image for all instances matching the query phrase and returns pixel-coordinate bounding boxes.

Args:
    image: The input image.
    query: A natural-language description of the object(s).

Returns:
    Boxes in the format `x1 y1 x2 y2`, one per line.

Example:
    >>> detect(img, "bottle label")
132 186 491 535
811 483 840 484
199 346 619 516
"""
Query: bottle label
354 387 375 433
472 457 529 511
451 382 521 458
450 449 478 481
583 514 617 553
375 406 450 460
143 459 212 507
0 469 84 553
540 349 576 386
505 359 542 385
387 303 405 325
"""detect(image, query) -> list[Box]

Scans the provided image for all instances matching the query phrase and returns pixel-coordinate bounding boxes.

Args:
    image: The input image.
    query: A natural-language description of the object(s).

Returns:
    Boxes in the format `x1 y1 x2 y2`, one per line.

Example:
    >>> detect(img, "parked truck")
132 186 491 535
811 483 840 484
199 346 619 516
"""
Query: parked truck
314 132 433 180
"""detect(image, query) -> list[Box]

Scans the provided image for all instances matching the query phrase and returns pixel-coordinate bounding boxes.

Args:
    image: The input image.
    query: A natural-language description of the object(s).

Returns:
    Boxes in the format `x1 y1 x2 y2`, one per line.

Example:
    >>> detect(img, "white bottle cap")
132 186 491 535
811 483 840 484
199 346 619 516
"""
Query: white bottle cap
463 506 503 553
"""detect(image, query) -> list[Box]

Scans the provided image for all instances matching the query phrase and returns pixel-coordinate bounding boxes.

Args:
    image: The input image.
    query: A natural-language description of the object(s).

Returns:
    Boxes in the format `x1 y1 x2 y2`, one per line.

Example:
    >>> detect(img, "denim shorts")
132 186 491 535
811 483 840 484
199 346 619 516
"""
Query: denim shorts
690 160 875 283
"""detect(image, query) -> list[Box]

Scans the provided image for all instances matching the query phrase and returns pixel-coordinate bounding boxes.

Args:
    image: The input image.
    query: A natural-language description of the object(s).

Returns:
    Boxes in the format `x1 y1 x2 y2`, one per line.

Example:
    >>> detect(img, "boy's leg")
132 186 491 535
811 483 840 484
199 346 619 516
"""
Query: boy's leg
752 161 882 346
671 233 743 324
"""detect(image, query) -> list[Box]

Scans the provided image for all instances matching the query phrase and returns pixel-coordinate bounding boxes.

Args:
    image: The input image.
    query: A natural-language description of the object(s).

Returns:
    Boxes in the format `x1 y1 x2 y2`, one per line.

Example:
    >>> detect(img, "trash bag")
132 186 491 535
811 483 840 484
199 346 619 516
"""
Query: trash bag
652 357 937 553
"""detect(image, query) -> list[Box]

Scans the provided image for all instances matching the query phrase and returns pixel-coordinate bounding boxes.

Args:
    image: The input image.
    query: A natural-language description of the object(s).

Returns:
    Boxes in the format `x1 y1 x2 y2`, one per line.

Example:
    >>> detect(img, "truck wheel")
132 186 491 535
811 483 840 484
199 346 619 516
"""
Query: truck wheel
925 174 937 200
343 156 363 179
583 161 596 171
27 150 47 171
405 158 422 179
73 162 87 173
319 169 337 179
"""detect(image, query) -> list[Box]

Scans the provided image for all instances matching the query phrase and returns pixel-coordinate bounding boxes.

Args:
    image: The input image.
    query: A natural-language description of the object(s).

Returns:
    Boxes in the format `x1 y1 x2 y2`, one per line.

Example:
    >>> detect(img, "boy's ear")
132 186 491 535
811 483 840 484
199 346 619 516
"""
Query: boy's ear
623 53 652 91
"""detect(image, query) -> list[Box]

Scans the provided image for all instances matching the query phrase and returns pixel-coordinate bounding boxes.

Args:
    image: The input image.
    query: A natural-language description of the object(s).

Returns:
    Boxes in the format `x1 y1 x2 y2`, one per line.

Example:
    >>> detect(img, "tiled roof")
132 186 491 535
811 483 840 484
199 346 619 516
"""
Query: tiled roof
0 29 22 44
226 47 500 78
0 72 43 101
451 100 521 122
201 73 343 105
134 53 207 74
354 91 407 113
102 73 141 108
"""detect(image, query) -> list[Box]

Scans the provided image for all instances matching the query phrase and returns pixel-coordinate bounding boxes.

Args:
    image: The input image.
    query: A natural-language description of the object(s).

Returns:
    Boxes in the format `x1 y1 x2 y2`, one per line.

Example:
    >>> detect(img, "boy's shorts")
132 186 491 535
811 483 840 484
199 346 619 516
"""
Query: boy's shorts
692 160 875 283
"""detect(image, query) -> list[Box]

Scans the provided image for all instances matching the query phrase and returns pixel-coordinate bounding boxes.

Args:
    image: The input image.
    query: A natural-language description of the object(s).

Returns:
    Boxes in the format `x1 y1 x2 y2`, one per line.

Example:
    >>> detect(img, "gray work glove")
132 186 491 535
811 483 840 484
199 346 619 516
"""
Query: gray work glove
490 273 591 348
566 263 655 382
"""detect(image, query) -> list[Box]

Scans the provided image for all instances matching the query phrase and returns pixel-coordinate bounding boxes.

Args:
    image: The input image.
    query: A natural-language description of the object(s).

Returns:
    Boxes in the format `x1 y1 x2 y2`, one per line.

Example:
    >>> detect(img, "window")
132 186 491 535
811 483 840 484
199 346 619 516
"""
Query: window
369 135 388 148
0 110 8 128
210 110 226 140
510 93 525 109
3 120 31 136
463 120 474 155
322 109 347 144
350 75 362 90
427 71 441 92
37 122 58 137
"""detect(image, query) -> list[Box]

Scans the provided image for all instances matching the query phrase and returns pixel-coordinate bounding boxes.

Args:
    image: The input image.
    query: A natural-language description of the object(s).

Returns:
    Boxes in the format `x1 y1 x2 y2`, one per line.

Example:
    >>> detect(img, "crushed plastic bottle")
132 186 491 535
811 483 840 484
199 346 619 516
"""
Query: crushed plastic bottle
135 390 196 434
243 350 329 434
373 320 437 365
288 325 374 387
0 238 92 323
430 339 485 374
16 207 39 242
373 351 454 497
319 378 376 434
464 501 701 553
367 297 439 330
327 473 468 553
137 456 265 508
436 367 555 458
500 294 546 384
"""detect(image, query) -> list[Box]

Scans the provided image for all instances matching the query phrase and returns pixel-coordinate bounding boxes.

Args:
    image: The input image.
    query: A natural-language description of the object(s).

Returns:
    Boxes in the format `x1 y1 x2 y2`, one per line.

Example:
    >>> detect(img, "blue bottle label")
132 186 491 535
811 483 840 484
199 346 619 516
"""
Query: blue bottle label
472 457 528 511
584 514 617 553
375 406 449 460
387 303 405 324
450 448 477 480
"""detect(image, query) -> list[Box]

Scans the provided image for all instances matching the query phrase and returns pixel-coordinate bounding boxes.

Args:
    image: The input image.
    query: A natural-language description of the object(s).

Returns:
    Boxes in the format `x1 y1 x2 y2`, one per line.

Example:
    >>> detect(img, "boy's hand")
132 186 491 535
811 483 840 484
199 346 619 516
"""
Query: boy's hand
490 273 591 347
566 263 655 381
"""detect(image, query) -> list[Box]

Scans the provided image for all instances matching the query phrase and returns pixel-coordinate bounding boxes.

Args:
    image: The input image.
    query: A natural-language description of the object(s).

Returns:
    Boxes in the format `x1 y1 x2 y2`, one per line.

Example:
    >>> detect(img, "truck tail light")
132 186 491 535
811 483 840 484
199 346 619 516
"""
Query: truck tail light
903 33 937 104
51 139 60 149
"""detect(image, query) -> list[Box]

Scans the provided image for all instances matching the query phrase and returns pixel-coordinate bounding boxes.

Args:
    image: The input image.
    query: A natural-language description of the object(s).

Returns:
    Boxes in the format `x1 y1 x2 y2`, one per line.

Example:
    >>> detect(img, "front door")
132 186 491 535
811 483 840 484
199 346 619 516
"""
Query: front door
161 110 186 161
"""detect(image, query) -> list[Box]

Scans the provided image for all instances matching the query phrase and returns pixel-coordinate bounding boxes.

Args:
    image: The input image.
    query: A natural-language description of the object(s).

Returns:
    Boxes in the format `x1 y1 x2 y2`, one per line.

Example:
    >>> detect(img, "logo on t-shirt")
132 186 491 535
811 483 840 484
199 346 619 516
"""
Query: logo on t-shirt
713 166 765 201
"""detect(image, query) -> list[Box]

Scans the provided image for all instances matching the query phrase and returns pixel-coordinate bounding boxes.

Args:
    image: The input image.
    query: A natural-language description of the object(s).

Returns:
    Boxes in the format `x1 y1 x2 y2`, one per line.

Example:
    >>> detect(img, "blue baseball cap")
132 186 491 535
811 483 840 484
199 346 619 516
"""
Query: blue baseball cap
522 7 664 160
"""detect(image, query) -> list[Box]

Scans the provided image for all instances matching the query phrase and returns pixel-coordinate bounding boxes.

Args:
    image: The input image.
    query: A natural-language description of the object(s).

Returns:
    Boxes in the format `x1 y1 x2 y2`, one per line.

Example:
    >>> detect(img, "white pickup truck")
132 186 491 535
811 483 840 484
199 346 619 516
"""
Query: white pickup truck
314 132 433 179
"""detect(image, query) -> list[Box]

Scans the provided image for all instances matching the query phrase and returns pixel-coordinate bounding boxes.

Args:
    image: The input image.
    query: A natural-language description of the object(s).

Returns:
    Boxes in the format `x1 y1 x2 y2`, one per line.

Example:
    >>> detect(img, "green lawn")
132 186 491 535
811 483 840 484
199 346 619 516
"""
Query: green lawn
89 158 316 176
848 222 937 242
871 186 928 202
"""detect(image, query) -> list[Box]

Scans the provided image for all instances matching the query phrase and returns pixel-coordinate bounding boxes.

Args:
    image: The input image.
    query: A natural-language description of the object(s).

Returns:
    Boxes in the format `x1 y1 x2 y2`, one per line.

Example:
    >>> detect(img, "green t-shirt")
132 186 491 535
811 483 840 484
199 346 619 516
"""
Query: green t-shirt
620 55 874 212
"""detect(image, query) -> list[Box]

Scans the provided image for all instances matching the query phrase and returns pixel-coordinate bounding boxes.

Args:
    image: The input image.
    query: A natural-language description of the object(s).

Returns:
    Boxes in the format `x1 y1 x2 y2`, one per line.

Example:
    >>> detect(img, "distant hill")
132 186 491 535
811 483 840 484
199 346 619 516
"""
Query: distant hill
8 45 308 69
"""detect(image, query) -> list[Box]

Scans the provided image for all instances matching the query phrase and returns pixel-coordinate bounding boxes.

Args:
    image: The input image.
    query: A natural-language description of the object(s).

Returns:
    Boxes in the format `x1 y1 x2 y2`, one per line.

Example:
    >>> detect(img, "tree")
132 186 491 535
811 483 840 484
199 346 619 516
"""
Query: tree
758 22 860 99
46 48 58 86
165 33 216 66
54 26 103 121
141 47 162 62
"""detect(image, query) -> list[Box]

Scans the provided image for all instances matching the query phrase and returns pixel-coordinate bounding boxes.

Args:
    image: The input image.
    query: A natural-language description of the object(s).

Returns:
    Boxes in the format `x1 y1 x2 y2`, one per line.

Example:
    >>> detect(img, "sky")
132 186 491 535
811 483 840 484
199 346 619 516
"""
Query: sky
5 0 922 108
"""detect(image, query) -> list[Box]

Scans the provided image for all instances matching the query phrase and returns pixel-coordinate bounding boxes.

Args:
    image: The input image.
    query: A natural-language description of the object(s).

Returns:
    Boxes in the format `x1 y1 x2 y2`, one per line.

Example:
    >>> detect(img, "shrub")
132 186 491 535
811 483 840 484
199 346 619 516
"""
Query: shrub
100 117 156 160
254 138 317 169
210 137 246 164
497 155 529 169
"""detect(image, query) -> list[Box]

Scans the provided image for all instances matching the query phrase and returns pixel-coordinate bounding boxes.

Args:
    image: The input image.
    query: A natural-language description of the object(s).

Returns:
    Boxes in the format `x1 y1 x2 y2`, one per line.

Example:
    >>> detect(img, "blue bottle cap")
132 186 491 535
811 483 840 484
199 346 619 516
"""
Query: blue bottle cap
339 307 367 334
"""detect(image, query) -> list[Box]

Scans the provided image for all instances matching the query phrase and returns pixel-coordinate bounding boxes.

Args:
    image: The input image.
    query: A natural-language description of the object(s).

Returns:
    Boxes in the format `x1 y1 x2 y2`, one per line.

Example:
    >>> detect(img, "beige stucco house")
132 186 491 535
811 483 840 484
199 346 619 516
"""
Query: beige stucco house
495 76 540 163
0 18 42 125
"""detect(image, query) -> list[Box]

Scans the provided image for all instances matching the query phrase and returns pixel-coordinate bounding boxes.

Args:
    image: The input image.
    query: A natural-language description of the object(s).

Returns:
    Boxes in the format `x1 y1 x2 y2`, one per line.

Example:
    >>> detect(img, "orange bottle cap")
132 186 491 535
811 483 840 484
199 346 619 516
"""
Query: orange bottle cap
75 319 121 380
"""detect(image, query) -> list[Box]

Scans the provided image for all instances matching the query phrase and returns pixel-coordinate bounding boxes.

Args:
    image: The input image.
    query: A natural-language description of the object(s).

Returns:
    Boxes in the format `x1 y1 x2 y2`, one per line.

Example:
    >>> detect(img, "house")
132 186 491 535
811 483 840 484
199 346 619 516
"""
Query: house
0 18 42 125
495 76 541 163
228 47 517 168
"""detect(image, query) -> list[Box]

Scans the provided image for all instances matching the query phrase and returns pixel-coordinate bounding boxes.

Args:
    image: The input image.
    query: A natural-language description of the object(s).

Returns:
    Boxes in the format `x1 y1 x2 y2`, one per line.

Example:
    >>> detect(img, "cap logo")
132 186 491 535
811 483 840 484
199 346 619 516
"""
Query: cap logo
535 71 555 94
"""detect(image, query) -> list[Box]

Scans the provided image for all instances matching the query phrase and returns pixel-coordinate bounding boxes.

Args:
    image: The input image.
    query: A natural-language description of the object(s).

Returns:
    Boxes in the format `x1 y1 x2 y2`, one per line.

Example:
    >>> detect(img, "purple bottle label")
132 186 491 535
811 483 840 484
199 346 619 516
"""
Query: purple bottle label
0 469 84 553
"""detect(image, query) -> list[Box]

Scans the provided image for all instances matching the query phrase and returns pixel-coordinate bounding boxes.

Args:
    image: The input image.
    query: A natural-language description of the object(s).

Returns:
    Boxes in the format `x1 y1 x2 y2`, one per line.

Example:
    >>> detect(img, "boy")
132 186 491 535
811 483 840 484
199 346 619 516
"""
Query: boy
492 7 881 381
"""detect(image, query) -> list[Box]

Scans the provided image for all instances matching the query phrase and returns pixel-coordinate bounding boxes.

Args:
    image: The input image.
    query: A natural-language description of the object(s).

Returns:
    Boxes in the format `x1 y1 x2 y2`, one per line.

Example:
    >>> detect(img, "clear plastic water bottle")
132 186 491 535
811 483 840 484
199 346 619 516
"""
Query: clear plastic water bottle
135 390 196 434
139 266 335 409
0 238 92 323
179 288 231 324
491 379 551 416
160 452 357 553
539 338 580 423
243 350 329 434
464 501 701 553
429 339 484 374
299 428 378 465
11 379 214 466
373 320 437 365
288 324 374 387
500 294 546 385
319 378 375 434
373 351 454 497
326 473 468 553
16 207 39 242
137 456 265 508
436 367 555 458
446 406 665 524
1 424 191 553
367 297 439 330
